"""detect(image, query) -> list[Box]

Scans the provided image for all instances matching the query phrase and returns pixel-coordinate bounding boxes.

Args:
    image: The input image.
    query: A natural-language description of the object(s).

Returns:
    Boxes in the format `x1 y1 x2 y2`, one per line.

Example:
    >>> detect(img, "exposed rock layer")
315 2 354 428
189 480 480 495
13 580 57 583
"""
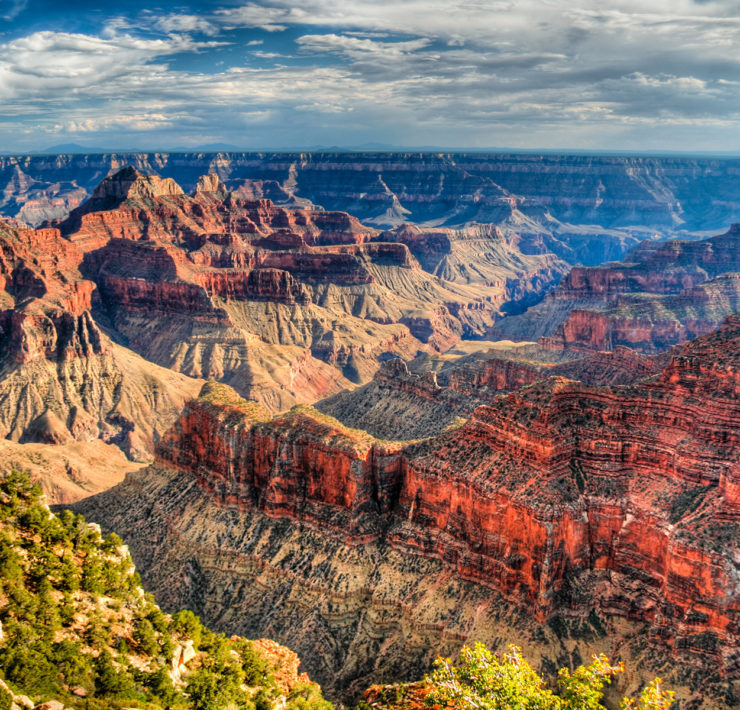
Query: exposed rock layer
77 317 740 706
0 218 203 461
4 152 740 266
51 168 565 409
497 224 740 352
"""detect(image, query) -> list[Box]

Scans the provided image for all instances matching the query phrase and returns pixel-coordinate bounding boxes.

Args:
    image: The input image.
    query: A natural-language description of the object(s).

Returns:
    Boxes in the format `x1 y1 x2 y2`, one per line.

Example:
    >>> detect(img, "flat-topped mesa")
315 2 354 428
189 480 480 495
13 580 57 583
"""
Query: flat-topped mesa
156 382 406 539
556 225 740 297
558 262 708 298
542 273 740 353
156 319 740 671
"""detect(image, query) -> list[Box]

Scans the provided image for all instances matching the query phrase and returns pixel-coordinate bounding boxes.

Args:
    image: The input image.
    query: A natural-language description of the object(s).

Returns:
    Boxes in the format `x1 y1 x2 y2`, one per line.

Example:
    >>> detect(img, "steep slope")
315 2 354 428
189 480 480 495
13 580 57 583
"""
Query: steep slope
76 317 740 707
0 219 202 469
316 345 666 440
0 471 331 710
4 152 740 265
49 168 564 410
496 224 740 351
0 438 142 504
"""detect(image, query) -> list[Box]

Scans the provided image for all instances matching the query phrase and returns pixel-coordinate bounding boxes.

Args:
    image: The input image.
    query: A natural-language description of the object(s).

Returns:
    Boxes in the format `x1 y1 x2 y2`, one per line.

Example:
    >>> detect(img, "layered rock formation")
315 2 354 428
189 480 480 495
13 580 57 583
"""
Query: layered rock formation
317 342 667 440
46 167 564 410
6 151 740 264
497 224 740 352
0 164 570 496
0 217 203 486
77 316 740 706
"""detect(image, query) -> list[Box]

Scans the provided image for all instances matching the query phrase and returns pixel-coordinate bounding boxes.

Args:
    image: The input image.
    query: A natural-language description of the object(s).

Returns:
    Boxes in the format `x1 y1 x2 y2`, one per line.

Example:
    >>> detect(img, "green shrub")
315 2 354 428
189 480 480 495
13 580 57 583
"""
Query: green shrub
134 618 160 657
424 643 675 710
171 609 203 648
0 471 334 710
1 644 58 697
53 640 93 687
0 684 12 710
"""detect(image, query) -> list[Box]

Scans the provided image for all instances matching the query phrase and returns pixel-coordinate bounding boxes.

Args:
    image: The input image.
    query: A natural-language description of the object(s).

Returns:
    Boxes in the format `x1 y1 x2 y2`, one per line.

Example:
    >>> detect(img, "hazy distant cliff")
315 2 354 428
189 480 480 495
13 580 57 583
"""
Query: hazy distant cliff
3 152 740 265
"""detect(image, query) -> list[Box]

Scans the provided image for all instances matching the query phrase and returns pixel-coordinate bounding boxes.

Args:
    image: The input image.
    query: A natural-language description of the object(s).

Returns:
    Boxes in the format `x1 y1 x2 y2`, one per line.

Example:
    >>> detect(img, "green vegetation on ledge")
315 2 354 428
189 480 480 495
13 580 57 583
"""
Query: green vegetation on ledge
0 471 333 710
361 643 674 709
197 382 273 422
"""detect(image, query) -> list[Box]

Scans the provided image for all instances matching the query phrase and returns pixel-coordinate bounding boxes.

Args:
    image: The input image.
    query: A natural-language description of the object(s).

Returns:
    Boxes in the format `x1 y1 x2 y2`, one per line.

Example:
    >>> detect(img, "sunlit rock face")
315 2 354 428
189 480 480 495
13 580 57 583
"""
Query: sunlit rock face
37 167 564 411
77 316 740 706
0 217 202 492
496 224 740 351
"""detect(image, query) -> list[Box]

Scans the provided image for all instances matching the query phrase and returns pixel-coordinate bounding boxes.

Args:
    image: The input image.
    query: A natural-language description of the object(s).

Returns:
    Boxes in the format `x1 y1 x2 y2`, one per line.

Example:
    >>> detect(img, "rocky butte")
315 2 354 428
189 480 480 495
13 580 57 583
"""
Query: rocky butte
77 315 740 707
0 216 202 499
496 223 740 353
47 167 565 411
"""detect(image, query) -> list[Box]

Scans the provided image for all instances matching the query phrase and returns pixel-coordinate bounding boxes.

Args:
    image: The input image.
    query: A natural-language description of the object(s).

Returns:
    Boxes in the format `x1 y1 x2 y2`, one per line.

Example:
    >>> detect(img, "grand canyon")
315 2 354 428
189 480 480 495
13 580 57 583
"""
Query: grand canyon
0 148 736 709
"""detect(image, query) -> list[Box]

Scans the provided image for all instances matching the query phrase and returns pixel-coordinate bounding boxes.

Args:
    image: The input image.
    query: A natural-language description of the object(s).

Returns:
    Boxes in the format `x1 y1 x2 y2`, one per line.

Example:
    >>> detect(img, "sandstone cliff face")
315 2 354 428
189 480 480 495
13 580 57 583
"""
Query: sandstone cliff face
43 168 566 409
0 218 203 467
76 317 740 706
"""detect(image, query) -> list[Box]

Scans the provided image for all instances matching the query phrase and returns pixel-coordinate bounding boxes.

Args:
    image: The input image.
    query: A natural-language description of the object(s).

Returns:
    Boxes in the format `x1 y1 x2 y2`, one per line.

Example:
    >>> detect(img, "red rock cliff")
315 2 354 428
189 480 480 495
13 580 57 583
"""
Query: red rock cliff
157 318 740 675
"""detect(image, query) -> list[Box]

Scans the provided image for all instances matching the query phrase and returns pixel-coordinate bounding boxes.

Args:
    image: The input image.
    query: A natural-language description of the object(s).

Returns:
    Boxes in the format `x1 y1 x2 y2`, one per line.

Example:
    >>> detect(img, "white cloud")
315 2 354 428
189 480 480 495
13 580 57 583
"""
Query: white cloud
3 1 740 151
253 50 283 58
0 29 224 100
58 114 172 133
154 14 219 36
215 3 300 31
296 34 431 58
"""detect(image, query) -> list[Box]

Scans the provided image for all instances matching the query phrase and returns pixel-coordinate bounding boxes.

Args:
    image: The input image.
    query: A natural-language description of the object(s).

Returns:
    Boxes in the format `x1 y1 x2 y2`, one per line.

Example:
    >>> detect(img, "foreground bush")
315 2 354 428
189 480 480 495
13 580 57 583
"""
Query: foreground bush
425 643 674 710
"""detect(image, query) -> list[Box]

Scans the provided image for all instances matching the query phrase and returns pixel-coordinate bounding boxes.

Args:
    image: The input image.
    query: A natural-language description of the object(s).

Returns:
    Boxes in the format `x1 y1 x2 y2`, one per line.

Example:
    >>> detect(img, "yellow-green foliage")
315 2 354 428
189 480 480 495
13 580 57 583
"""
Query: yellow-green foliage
0 471 333 710
424 643 674 710
286 404 408 450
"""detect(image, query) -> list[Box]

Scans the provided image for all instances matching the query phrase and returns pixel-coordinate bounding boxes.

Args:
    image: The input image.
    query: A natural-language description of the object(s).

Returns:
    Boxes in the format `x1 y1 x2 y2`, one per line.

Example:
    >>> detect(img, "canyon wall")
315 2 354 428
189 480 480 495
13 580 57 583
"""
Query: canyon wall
496 224 740 352
5 152 740 265
48 167 565 410
316 345 665 440
77 316 740 706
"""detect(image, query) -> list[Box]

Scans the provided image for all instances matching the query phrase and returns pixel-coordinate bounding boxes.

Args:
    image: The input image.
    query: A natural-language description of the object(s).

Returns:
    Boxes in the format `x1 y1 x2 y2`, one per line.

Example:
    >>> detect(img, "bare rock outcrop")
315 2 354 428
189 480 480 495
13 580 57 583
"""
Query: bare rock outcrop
77 316 740 705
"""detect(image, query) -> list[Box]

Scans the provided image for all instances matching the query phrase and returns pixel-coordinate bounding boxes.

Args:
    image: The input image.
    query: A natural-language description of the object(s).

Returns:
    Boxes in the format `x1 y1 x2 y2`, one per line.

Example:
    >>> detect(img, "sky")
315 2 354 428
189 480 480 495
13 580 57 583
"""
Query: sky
2 0 740 153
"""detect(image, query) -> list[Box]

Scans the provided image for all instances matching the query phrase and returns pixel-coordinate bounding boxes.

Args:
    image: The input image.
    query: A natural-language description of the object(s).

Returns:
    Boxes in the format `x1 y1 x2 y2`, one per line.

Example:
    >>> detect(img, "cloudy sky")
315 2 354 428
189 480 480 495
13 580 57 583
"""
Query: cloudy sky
2 0 740 152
